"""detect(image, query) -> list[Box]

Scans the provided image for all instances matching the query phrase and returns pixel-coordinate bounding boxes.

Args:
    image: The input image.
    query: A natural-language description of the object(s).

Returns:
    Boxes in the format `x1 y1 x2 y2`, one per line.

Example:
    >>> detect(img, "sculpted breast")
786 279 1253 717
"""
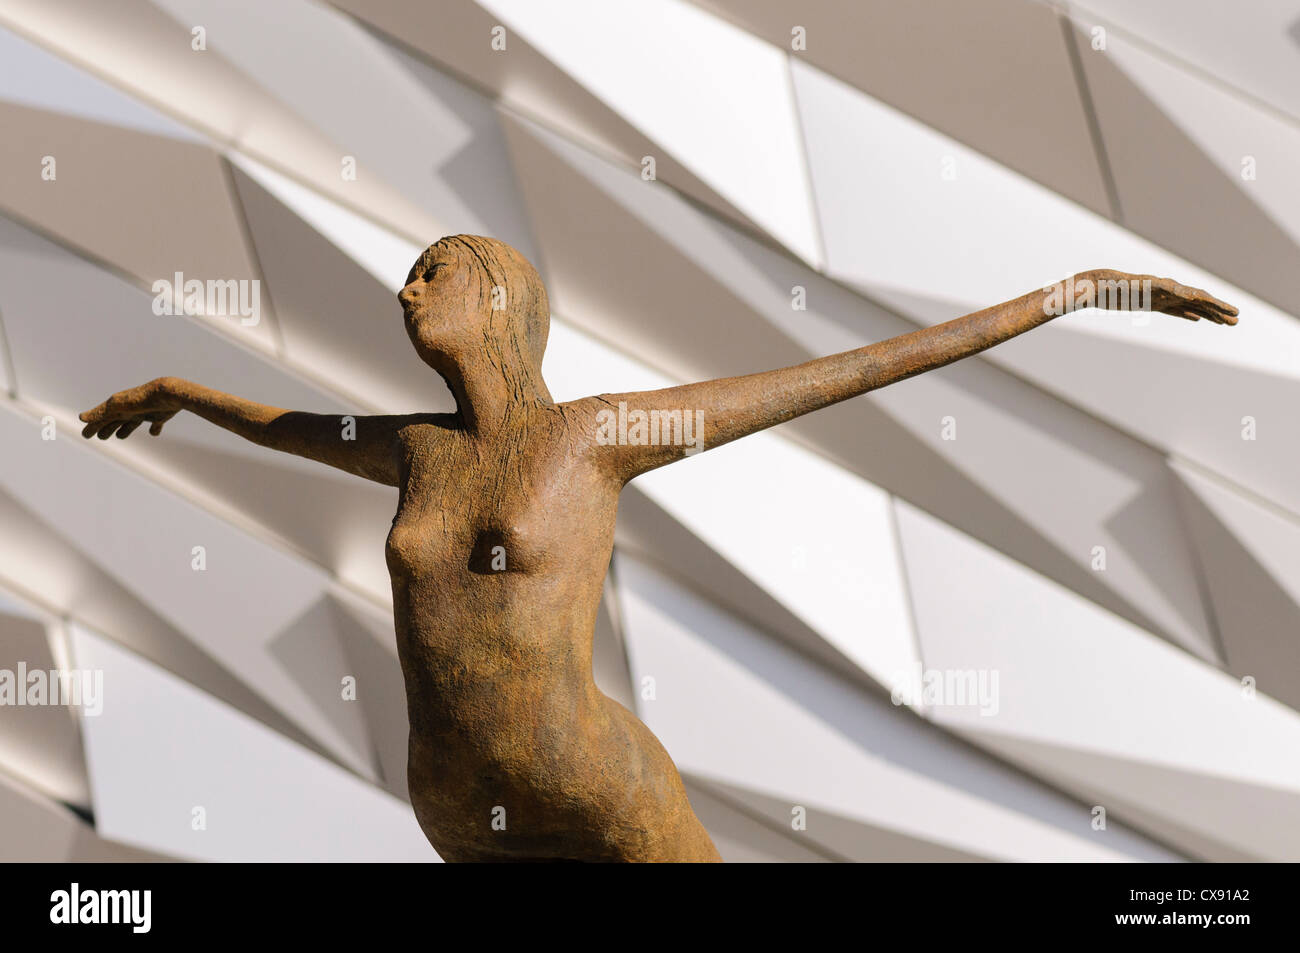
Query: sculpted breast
384 519 440 573
385 514 549 576
466 524 550 574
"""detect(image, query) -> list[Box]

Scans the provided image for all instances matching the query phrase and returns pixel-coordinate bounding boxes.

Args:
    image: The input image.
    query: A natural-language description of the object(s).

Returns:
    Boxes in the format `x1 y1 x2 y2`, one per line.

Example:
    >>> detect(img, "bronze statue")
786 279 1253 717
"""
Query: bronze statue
79 235 1238 862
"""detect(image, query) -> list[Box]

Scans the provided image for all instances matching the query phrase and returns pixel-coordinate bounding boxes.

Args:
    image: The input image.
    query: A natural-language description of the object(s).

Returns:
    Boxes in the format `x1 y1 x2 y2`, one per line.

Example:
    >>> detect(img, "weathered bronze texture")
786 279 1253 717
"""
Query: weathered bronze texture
79 235 1238 862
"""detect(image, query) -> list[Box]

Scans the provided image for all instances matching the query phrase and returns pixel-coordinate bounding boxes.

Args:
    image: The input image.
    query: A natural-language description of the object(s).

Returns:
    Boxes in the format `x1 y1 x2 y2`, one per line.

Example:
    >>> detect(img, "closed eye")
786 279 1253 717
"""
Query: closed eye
423 262 446 281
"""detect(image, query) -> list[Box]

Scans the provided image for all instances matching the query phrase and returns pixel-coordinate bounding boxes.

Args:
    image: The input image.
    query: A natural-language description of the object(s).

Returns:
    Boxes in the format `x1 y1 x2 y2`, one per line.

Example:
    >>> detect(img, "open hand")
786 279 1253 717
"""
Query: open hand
1079 270 1239 324
79 377 181 440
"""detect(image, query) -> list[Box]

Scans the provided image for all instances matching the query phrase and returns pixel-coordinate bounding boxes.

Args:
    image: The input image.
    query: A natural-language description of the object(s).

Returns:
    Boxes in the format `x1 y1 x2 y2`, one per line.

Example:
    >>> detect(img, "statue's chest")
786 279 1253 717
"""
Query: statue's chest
385 513 548 577
385 463 553 577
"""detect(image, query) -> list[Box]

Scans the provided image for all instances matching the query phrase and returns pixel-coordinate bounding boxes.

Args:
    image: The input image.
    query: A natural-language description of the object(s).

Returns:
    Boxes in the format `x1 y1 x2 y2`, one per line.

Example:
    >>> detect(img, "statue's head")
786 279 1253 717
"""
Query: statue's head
399 235 550 381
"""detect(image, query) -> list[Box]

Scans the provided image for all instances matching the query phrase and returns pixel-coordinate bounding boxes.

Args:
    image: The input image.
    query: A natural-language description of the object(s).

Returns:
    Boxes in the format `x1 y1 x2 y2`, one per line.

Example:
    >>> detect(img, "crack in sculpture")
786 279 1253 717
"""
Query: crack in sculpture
78 235 1238 862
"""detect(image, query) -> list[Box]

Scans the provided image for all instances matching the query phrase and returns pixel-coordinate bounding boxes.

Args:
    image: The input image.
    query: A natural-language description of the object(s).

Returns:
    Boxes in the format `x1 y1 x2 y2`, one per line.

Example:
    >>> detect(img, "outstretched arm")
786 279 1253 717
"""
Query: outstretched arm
78 376 416 486
591 270 1238 481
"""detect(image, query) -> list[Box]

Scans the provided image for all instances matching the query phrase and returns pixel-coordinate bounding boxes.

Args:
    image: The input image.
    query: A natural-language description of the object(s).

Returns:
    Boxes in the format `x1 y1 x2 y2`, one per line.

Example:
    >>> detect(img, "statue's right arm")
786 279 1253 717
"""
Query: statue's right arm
585 270 1237 483
78 376 411 486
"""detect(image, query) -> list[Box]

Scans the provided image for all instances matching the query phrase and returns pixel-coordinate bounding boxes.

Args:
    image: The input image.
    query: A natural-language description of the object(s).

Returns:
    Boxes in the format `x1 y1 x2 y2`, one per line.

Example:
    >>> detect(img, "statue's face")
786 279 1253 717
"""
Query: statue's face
397 236 550 378
398 245 484 363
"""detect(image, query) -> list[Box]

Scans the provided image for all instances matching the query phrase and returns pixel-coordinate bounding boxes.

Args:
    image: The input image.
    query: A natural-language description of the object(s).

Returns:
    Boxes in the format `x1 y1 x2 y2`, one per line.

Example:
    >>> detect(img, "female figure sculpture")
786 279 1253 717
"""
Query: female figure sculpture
79 235 1237 862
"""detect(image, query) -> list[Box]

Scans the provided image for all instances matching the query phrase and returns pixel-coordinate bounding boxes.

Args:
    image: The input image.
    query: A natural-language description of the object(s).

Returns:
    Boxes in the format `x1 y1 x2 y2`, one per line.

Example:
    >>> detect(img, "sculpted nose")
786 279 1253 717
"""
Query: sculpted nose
399 285 417 307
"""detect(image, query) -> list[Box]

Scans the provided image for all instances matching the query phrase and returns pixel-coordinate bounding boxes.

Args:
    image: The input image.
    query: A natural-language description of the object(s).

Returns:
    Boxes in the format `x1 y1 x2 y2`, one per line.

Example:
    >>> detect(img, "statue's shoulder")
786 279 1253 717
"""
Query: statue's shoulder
390 413 461 452
553 394 615 429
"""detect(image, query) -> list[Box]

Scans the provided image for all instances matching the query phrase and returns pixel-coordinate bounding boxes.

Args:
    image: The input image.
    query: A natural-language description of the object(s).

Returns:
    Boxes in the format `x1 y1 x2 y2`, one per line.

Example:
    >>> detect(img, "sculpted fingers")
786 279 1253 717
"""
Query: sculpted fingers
79 382 183 439
79 406 177 440
1150 277 1239 325
148 411 177 436
79 403 111 437
1183 287 1238 324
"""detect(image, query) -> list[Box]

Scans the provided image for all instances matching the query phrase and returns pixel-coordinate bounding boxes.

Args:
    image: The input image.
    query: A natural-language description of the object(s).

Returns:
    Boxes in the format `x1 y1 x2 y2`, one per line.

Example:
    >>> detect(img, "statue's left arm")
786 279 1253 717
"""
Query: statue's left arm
78 377 416 486
589 269 1236 482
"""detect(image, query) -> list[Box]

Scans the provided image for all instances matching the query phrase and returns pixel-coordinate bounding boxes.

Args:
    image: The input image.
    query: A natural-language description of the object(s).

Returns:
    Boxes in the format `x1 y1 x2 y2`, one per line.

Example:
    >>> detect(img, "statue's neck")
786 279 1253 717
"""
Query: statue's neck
439 351 553 435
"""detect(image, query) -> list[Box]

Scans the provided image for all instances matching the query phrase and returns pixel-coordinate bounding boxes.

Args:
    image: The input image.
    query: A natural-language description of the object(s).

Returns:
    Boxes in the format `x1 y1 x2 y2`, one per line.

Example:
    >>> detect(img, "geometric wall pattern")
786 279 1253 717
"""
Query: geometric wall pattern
0 0 1296 861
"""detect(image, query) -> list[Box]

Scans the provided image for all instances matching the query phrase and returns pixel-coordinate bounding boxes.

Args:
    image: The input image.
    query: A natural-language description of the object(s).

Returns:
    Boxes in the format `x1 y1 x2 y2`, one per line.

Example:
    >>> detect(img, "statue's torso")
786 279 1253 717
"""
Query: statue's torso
384 409 611 722
379 407 717 861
